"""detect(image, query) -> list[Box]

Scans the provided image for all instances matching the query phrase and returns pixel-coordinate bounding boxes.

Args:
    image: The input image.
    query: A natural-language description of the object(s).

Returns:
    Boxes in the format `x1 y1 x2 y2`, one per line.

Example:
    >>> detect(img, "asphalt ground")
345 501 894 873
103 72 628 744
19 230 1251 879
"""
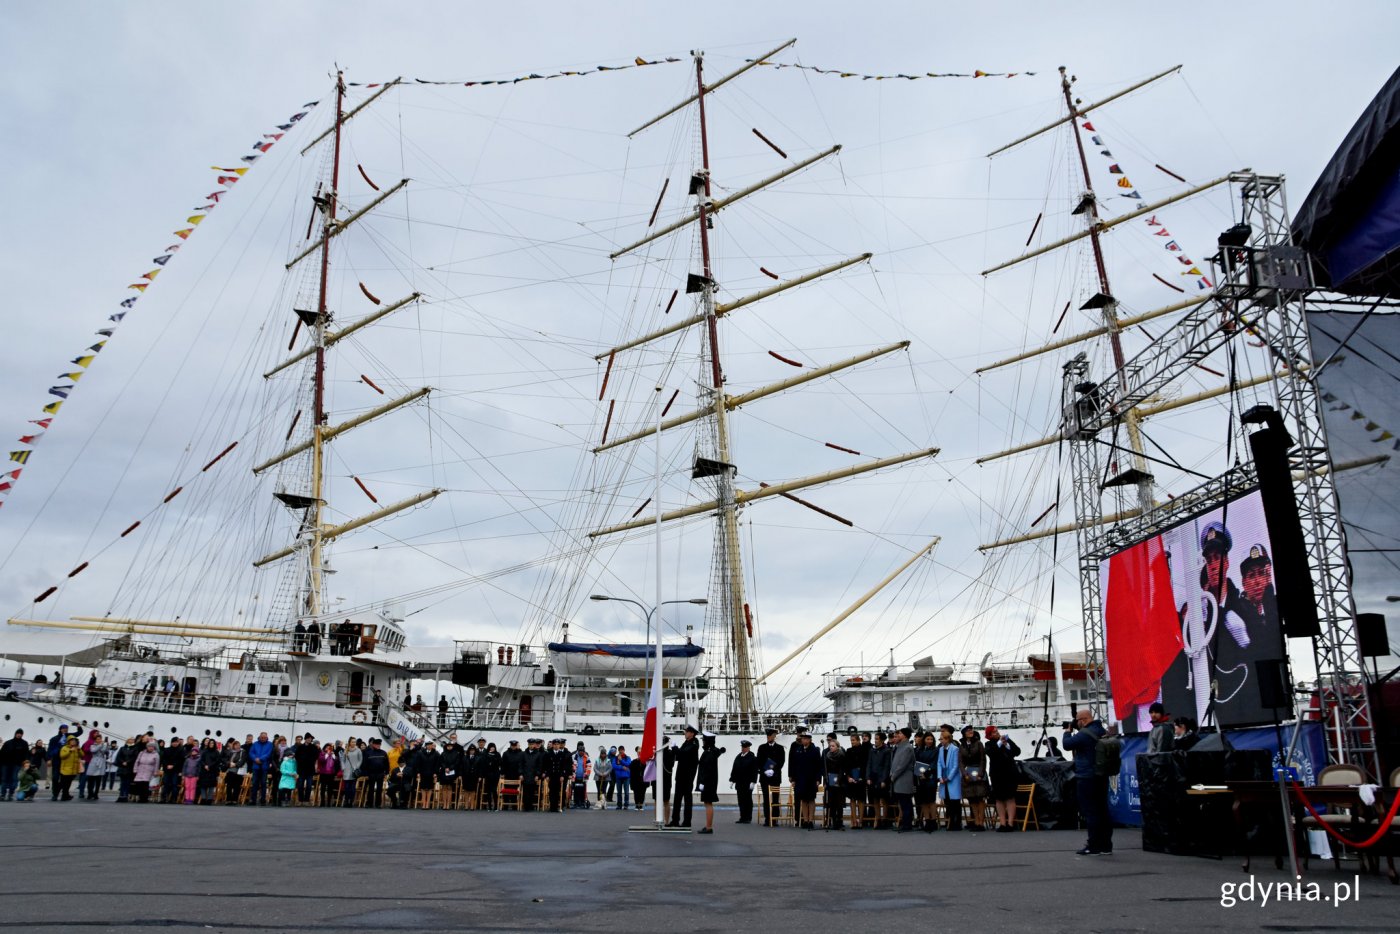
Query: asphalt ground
2 797 1397 933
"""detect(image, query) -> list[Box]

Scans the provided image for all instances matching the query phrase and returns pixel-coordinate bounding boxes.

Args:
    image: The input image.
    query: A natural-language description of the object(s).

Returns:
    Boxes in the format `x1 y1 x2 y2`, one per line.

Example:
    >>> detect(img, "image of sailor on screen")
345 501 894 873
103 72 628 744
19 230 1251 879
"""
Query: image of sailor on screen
1238 543 1280 635
1173 519 1252 727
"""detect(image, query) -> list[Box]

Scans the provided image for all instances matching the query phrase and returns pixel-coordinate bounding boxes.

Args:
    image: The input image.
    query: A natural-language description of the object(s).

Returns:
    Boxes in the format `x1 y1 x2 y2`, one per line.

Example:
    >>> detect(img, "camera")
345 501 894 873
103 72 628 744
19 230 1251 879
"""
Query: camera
1062 720 1073 731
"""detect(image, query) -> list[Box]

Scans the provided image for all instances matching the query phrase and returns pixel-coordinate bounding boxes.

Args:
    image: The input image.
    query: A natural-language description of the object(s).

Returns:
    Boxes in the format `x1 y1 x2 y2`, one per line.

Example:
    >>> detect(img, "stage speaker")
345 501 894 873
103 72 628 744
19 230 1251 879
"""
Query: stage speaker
1357 613 1390 658
1248 417 1322 638
1254 657 1290 710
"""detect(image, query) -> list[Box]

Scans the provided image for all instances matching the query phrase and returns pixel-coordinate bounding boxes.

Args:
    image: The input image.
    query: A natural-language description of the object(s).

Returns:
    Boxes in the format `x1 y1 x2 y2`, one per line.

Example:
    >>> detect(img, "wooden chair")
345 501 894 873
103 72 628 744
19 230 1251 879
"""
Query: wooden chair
847 796 864 829
499 778 522 811
1015 783 1039 831
1301 763 1369 871
435 781 457 810
765 785 795 827
414 779 437 810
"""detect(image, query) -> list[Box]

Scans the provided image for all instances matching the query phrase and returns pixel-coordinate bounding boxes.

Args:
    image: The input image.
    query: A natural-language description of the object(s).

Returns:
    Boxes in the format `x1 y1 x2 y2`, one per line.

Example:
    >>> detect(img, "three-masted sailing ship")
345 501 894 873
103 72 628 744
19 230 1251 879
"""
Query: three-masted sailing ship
1 46 949 750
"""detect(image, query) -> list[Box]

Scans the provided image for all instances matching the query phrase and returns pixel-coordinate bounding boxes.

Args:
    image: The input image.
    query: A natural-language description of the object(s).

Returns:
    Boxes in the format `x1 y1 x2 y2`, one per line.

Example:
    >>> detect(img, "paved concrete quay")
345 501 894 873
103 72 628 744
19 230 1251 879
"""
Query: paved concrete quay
1 801 1396 933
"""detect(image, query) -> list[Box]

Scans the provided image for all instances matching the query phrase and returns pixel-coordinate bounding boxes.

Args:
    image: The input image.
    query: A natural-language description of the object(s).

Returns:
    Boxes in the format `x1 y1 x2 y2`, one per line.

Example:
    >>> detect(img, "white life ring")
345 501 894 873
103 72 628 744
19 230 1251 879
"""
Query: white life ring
352 710 368 725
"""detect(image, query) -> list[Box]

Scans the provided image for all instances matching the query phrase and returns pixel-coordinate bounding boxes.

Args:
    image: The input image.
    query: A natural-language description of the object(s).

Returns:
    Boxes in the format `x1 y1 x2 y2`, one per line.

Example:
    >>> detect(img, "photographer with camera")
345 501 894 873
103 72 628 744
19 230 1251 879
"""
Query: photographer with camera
1063 708 1112 856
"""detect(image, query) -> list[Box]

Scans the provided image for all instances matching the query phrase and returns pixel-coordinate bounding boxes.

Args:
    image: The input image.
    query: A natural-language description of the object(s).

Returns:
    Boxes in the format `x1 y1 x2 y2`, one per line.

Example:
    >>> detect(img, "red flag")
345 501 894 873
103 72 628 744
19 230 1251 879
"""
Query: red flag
5 469 20 480
29 419 51 428
1081 120 1095 131
1103 535 1183 720
638 658 663 763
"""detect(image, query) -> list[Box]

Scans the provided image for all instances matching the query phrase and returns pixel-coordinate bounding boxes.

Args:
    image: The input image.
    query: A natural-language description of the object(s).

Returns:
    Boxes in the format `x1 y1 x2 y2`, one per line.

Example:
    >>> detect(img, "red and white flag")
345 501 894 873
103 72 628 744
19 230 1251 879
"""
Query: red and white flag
638 652 663 766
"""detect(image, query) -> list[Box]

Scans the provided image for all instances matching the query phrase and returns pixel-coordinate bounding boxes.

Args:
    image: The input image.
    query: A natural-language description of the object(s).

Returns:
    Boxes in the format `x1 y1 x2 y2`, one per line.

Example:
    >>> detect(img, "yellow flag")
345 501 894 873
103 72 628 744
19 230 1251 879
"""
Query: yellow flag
43 401 62 415
1117 177 1133 188
73 355 95 368
186 215 205 225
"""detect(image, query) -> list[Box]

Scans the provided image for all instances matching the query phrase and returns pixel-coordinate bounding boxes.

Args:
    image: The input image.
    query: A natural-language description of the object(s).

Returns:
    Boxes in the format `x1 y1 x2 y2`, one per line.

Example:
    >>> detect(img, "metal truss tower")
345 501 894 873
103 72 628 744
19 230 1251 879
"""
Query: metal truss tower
1063 172 1375 775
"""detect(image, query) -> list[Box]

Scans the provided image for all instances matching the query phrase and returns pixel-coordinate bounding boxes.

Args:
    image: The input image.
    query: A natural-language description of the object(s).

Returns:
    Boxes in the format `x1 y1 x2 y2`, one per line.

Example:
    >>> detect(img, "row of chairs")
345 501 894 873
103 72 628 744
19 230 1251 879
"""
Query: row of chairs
193 774 570 810
763 783 1040 831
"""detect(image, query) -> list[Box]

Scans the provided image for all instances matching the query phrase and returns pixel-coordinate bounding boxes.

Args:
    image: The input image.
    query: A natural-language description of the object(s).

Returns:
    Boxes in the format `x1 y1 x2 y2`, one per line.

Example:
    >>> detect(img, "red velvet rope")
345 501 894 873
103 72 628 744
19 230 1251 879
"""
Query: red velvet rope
1287 779 1400 850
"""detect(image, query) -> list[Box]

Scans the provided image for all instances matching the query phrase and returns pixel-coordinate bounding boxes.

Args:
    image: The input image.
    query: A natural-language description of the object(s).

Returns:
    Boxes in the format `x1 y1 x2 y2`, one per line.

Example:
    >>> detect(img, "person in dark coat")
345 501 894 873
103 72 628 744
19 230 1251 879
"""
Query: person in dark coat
113 736 139 803
696 733 726 834
786 726 808 787
0 729 30 801
360 738 390 808
984 725 1022 832
959 726 989 831
660 737 674 805
196 739 222 804
414 741 442 797
478 743 502 810
462 745 481 809
544 739 571 811
1064 708 1111 855
755 729 785 826
821 733 848 830
913 731 940 832
521 738 542 811
668 726 700 827
294 735 320 803
728 740 759 824
629 746 649 811
501 740 524 781
789 731 823 830
160 738 185 803
845 733 868 822
866 731 893 828
439 735 465 802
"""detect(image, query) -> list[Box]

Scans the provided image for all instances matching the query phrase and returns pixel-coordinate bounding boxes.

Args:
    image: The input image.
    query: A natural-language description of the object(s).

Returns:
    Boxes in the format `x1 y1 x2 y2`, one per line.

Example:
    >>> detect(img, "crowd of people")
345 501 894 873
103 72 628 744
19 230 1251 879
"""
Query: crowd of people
1 718 1096 845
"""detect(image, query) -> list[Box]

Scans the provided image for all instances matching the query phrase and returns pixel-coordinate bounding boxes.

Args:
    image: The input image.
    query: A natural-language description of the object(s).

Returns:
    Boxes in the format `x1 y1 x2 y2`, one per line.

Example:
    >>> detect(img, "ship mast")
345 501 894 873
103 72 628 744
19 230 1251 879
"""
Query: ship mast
253 72 439 606
1057 66 1152 514
307 70 346 618
596 41 939 723
692 51 758 719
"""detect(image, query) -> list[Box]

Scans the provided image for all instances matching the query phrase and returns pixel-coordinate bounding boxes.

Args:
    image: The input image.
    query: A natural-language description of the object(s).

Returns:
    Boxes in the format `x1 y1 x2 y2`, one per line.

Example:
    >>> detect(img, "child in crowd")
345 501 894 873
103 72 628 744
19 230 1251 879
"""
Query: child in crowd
15 760 39 801
278 752 297 806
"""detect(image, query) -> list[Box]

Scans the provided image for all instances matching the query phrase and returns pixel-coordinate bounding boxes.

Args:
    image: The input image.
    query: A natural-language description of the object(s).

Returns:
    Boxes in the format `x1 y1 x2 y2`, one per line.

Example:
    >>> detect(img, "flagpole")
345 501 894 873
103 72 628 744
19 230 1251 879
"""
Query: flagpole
653 384 666 830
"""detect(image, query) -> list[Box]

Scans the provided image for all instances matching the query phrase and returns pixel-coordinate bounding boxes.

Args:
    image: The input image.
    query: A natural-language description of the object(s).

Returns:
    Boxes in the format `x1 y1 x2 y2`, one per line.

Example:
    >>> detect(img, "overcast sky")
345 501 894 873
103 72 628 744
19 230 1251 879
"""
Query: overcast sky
2 3 1396 711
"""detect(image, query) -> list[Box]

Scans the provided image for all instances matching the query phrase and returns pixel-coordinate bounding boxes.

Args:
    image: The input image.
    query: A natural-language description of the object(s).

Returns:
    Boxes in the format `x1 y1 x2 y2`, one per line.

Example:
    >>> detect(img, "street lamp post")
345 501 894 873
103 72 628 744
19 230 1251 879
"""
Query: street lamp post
590 593 705 831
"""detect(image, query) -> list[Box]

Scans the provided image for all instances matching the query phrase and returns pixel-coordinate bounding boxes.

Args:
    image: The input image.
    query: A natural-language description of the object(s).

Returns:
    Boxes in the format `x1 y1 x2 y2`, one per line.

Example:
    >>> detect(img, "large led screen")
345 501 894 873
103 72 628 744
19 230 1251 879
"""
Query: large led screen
1099 489 1287 732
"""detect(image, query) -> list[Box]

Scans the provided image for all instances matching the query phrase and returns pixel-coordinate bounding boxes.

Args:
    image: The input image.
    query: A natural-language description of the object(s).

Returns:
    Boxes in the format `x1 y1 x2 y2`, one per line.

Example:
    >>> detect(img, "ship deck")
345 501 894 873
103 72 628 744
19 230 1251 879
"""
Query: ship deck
5 801 1395 930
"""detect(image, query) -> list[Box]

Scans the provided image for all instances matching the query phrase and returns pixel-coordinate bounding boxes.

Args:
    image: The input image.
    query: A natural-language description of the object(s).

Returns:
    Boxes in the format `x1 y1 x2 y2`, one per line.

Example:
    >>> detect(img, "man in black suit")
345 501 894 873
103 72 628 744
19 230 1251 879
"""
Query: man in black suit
668 726 700 827
755 728 786 826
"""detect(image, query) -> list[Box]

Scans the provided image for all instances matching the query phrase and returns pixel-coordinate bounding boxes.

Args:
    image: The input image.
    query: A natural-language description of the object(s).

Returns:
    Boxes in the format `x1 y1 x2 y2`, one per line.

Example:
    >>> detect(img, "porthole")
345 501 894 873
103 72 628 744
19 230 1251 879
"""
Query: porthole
103 722 109 729
204 730 211 736
36 717 44 723
171 726 178 734
215 730 222 737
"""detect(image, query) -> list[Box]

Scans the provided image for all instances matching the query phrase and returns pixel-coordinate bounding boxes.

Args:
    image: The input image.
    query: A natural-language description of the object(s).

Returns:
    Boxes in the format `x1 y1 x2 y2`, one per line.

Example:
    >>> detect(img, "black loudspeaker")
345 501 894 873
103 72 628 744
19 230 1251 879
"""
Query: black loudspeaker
1248 421 1322 637
1255 658 1290 710
1357 613 1390 658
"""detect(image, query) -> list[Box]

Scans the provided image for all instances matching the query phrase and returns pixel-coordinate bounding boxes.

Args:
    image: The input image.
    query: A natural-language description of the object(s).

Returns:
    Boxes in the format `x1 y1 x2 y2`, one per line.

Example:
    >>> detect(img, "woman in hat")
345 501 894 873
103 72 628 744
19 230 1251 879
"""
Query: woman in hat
696 733 726 834
959 726 988 831
789 731 822 830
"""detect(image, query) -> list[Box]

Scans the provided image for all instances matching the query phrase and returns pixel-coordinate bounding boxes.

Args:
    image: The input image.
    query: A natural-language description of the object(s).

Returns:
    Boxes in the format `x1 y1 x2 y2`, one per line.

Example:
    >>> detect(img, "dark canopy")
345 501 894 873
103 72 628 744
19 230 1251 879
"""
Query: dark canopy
1292 67 1400 299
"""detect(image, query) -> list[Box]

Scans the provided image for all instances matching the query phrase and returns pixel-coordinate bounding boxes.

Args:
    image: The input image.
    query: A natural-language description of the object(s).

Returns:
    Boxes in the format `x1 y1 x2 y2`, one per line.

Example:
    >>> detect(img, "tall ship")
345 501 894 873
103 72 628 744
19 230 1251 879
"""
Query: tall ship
0 45 976 752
